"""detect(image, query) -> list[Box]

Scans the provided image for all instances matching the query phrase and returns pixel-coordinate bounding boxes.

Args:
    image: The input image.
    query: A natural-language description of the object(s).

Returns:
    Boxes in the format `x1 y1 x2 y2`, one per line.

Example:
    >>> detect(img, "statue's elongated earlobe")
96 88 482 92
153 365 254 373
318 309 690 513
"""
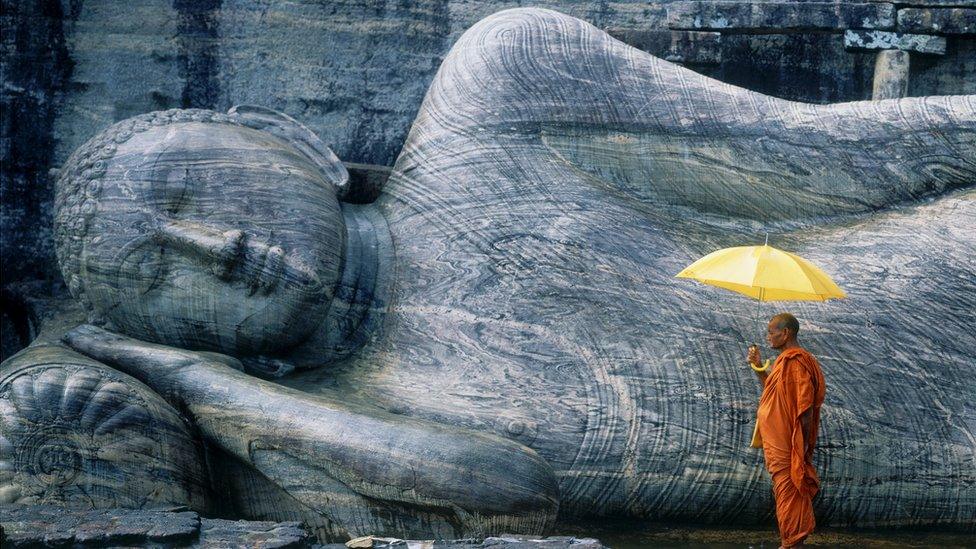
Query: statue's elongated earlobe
228 105 349 197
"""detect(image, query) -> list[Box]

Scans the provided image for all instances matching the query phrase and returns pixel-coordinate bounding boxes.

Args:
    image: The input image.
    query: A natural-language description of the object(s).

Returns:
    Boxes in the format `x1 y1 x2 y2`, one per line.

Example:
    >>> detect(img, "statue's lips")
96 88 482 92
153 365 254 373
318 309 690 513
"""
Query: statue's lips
153 219 324 297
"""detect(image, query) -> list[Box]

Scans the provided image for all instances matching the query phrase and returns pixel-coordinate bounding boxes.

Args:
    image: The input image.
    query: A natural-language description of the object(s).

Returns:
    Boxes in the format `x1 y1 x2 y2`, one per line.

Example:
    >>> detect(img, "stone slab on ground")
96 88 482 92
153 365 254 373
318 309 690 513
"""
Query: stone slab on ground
844 29 947 54
200 518 311 548
606 28 722 63
339 536 607 549
667 1 896 32
0 505 200 547
898 7 976 34
0 504 607 548
0 504 311 548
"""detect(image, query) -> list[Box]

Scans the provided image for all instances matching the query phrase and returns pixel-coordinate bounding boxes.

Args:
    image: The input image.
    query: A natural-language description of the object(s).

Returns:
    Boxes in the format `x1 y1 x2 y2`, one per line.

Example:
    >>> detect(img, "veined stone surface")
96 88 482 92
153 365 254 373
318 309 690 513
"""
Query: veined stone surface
3 1 975 294
308 8 971 526
29 5 976 538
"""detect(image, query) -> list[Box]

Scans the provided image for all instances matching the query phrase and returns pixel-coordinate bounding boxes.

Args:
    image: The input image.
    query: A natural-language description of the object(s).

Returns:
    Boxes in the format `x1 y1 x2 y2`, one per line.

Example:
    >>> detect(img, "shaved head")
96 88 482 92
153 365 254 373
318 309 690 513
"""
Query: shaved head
771 313 800 338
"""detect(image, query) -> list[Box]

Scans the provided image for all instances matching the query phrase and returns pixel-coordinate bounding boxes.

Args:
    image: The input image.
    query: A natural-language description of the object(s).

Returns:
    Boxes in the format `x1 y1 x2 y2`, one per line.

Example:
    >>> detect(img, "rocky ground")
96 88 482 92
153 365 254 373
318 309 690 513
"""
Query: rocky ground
558 517 976 548
4 505 973 548
0 505 606 549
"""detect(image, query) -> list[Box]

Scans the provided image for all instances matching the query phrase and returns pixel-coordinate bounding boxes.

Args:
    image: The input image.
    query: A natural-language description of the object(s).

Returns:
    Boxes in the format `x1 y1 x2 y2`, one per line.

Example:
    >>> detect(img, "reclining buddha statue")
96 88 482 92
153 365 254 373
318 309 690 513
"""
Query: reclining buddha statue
2 7 974 543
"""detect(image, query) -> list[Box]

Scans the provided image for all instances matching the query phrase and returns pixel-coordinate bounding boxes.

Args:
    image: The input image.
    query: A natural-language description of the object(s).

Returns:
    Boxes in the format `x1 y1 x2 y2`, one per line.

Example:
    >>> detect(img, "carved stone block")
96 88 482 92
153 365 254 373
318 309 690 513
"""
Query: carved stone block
0 345 208 512
606 28 722 64
13 7 976 541
667 1 896 32
898 7 976 34
0 505 313 548
844 29 947 54
0 505 201 547
872 49 911 99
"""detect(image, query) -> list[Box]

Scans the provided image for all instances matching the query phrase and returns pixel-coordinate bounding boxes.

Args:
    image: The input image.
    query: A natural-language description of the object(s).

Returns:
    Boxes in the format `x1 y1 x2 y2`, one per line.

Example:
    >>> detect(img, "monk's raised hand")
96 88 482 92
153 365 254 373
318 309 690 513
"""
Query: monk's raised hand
748 345 761 367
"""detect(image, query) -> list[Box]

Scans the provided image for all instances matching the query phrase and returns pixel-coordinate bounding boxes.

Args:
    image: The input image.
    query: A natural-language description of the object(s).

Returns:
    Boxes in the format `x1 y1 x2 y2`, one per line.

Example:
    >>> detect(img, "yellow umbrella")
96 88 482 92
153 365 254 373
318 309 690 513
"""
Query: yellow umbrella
676 239 845 448
675 240 846 371
676 244 846 303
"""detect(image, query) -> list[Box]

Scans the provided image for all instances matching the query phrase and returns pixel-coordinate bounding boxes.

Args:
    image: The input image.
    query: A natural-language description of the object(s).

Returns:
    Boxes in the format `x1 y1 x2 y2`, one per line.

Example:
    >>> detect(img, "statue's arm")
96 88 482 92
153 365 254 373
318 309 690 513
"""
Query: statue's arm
63 325 559 535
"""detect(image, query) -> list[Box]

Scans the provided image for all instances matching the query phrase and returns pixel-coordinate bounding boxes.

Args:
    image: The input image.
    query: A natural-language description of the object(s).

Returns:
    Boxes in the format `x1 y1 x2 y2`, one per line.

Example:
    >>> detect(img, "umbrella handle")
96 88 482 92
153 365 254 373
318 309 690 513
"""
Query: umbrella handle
750 358 771 372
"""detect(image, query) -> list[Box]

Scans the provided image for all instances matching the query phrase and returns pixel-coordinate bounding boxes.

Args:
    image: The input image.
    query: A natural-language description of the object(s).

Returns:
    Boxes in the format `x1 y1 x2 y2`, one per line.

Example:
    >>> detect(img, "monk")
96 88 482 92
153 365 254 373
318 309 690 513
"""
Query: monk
748 313 826 548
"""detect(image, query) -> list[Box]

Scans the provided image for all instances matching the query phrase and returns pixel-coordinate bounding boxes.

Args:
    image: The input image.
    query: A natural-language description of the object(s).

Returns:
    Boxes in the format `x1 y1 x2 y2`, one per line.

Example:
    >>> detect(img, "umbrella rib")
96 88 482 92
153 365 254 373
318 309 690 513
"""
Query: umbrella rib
750 245 767 291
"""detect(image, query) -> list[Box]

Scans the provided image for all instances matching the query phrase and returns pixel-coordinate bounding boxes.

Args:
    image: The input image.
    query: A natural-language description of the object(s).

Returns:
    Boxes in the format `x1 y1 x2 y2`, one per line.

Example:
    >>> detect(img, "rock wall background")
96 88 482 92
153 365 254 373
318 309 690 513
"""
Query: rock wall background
2 0 974 320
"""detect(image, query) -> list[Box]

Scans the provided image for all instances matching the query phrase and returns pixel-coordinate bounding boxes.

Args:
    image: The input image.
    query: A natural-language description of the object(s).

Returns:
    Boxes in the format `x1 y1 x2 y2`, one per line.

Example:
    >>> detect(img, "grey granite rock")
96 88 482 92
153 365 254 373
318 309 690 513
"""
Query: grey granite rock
3 1 975 293
0 504 313 548
48 7 976 538
1 3 974 544
844 29 948 53
482 536 605 548
199 518 310 548
62 325 559 541
341 536 606 548
0 506 599 548
702 32 878 103
0 505 200 547
667 1 896 31
0 0 71 286
898 7 976 34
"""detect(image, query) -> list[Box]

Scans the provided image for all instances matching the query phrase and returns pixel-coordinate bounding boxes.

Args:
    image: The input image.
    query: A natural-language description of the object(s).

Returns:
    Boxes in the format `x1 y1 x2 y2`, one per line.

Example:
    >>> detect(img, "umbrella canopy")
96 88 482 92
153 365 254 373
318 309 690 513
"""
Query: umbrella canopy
675 244 846 302
676 243 846 448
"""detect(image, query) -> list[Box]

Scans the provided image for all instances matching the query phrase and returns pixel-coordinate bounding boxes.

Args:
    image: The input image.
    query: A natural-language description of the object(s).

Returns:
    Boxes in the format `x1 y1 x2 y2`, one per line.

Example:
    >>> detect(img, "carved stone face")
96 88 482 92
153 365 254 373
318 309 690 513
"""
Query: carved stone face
64 121 344 355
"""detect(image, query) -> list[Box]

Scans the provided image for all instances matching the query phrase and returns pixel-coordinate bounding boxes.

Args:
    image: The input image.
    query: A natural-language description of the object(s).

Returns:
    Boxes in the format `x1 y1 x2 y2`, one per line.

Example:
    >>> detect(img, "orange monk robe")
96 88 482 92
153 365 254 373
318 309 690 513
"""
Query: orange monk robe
757 347 826 547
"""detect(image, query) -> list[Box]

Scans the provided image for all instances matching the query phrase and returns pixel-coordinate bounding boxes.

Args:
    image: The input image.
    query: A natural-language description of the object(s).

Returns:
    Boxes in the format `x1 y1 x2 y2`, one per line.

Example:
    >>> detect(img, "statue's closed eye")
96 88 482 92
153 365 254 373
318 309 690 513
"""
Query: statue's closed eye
154 167 193 214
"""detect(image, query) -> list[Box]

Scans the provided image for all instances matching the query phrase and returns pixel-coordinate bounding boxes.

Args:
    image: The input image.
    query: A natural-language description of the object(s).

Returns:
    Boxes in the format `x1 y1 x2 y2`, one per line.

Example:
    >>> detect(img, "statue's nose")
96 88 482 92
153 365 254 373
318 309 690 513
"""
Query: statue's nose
153 219 324 296
154 219 244 280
